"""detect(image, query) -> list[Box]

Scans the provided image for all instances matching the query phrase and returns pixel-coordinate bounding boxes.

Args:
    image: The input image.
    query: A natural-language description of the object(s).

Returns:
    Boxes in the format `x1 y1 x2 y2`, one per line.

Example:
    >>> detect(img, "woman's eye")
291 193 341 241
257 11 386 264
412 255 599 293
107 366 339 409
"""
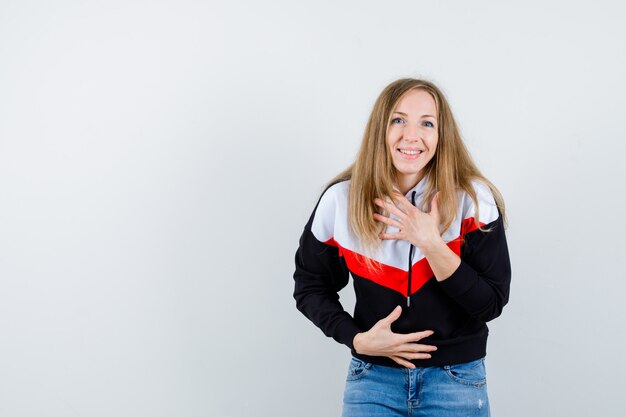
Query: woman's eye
391 117 404 125
423 121 434 128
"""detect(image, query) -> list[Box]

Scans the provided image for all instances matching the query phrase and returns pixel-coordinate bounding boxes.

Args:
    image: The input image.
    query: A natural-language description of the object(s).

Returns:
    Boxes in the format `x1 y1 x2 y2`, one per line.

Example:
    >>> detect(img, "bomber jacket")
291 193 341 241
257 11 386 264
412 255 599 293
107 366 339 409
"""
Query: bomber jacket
292 174 511 368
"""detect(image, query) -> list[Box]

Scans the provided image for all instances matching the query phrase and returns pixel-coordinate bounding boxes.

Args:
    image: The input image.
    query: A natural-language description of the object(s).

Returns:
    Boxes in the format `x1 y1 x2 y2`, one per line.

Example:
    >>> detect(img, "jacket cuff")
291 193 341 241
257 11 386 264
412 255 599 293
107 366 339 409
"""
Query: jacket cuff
334 319 362 350
436 260 479 298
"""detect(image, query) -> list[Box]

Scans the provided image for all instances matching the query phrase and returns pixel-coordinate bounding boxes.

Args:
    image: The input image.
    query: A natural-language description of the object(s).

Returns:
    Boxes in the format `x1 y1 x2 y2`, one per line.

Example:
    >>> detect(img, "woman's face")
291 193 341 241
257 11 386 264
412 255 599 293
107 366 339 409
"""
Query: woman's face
386 88 439 190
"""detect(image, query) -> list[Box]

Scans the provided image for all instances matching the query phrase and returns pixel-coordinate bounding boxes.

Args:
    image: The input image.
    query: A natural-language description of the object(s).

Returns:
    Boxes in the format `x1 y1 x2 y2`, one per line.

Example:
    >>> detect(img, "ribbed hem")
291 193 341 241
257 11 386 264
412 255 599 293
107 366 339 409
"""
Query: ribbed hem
334 318 362 351
350 326 488 368
437 260 478 297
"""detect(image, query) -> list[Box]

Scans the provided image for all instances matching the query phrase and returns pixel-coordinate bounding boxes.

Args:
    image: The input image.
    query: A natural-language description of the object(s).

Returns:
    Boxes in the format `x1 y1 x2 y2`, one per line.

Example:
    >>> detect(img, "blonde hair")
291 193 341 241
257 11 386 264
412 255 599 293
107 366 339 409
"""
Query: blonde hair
326 78 507 274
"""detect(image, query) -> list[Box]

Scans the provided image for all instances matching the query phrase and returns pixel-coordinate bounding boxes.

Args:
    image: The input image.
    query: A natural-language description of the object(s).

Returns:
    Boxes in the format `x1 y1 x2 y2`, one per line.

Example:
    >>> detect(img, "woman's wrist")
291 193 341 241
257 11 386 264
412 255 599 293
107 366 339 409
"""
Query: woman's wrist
419 235 446 257
353 332 365 354
422 239 461 282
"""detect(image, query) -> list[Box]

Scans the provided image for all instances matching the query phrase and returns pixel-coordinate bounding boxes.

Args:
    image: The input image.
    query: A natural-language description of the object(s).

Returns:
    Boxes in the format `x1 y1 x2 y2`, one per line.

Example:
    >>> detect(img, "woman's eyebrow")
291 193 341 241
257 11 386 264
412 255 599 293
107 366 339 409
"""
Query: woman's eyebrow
392 111 436 118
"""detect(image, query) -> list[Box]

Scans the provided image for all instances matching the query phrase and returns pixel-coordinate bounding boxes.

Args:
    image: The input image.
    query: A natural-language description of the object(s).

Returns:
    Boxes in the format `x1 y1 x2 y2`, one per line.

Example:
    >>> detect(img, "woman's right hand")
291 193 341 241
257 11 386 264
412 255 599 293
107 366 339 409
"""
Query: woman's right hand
352 305 437 369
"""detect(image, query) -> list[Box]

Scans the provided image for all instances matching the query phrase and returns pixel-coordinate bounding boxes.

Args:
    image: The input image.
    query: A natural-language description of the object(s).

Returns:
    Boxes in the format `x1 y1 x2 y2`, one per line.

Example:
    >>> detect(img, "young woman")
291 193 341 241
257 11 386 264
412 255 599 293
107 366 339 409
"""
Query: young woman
293 78 511 417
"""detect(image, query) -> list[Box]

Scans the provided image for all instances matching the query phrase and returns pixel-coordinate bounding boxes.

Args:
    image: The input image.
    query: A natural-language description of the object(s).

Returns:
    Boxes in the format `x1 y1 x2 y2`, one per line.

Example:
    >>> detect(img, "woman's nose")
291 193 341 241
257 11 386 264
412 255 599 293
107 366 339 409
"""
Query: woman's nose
405 123 421 141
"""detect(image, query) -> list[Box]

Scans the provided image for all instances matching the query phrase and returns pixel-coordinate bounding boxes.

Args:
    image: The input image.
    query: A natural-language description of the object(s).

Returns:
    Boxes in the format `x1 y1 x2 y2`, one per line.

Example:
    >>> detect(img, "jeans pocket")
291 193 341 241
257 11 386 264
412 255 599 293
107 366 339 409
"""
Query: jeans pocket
443 357 486 388
346 357 373 381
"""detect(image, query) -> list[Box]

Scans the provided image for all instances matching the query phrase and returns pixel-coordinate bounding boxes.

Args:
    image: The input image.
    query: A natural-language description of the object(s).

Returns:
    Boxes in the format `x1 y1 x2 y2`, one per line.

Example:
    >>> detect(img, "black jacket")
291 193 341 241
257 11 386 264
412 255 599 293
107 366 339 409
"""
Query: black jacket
292 175 511 368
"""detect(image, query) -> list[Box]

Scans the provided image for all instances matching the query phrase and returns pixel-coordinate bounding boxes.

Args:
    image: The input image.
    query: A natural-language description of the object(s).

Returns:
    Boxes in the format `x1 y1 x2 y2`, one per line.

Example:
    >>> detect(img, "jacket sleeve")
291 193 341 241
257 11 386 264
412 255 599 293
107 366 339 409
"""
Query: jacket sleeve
292 185 362 350
436 183 512 322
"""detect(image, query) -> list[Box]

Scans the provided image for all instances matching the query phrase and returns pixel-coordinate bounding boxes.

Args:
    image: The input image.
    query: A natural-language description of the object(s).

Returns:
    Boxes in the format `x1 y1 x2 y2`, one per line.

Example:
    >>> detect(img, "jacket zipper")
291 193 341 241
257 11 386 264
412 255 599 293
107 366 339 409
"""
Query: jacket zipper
407 190 417 307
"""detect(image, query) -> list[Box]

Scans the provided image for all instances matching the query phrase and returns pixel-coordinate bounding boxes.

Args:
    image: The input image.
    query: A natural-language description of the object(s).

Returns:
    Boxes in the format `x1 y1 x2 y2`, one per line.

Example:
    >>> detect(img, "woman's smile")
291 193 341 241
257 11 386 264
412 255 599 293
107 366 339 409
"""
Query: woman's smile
397 148 424 159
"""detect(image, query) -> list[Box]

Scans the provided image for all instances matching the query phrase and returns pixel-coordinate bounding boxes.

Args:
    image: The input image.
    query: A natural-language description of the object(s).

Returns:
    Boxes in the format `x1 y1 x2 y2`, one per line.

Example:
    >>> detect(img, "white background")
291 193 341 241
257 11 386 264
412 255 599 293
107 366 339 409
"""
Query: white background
1 1 625 416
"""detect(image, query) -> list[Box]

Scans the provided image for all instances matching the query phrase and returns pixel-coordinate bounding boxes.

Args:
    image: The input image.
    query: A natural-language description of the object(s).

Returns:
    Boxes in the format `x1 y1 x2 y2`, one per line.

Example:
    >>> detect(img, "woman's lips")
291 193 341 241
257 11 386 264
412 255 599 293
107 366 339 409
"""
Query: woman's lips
397 148 423 160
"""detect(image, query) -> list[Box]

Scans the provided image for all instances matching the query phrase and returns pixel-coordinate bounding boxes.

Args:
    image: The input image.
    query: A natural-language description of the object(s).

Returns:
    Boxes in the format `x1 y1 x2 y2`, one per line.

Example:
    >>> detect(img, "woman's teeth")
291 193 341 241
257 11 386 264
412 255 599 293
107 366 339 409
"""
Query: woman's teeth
399 149 423 155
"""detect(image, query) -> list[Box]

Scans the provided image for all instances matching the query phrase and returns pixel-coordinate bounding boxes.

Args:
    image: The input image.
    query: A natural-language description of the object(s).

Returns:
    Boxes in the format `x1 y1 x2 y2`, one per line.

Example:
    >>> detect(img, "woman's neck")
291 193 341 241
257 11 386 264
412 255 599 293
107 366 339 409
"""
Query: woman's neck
393 173 425 195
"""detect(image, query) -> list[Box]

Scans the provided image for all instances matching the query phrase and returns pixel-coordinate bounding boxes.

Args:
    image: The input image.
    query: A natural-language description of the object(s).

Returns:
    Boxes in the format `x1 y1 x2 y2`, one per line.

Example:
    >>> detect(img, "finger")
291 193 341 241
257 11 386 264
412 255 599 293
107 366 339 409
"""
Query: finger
398 343 438 353
390 355 415 369
380 305 402 326
399 329 434 343
392 191 425 214
430 191 440 217
373 213 402 229
373 197 407 219
389 192 410 213
378 231 403 241
397 351 433 360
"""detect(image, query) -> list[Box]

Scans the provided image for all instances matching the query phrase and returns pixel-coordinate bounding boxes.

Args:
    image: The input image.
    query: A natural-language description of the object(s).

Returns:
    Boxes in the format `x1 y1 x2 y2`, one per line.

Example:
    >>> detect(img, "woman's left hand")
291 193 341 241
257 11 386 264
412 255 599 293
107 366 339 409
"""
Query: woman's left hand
373 191 443 253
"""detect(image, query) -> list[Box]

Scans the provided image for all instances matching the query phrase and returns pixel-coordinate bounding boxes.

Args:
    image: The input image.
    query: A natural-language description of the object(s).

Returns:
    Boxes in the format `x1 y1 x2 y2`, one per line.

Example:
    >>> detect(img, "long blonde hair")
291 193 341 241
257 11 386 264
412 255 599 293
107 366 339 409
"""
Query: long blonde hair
326 78 507 273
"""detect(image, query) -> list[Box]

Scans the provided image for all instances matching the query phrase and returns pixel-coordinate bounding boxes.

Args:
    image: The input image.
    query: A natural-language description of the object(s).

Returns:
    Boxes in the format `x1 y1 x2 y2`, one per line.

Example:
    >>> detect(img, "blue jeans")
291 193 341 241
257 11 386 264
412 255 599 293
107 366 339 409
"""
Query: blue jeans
342 356 490 417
